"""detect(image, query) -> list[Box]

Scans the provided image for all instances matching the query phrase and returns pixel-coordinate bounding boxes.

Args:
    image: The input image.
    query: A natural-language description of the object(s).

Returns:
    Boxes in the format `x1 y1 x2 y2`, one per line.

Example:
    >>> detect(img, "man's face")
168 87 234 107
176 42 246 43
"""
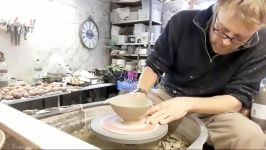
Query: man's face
209 9 260 55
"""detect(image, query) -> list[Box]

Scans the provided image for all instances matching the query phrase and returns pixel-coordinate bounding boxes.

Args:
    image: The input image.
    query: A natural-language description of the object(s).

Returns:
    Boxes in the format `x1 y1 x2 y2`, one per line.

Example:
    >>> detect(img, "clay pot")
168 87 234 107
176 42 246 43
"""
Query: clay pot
107 94 152 123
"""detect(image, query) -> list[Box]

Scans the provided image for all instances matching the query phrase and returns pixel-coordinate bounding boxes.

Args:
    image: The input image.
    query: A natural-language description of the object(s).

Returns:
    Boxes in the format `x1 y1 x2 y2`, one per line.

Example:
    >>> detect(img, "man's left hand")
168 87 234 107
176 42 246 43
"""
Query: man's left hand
143 98 191 125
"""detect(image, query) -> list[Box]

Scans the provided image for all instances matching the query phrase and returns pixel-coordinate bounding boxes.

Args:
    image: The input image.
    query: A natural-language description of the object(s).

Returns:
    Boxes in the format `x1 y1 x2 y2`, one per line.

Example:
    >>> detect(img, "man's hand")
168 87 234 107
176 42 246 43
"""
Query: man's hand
129 90 146 98
143 98 191 125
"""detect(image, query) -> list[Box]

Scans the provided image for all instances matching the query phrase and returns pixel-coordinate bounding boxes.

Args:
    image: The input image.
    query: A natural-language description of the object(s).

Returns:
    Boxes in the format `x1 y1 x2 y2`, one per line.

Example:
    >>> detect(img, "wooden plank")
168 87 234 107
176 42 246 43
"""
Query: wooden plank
0 103 99 149
112 0 141 6
112 19 162 25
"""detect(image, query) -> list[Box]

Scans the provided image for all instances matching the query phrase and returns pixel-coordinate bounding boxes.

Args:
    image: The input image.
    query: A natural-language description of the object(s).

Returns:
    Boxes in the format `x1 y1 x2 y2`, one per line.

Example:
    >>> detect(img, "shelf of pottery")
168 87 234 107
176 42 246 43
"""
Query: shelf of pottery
110 0 163 73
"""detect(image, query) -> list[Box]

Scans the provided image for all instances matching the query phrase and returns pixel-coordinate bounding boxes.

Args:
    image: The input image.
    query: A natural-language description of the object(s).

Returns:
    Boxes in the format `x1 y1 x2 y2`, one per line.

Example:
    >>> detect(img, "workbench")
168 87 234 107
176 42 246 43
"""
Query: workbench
0 83 116 110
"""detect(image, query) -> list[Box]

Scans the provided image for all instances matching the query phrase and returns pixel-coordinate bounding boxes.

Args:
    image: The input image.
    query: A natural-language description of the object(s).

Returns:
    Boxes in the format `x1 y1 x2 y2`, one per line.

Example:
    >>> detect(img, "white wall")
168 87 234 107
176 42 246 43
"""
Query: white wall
162 0 216 28
0 0 111 81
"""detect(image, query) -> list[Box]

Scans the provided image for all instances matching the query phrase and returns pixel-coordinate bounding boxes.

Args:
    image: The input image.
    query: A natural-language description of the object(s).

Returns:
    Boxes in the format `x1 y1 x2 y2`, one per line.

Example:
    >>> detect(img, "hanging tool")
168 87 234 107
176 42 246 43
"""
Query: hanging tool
6 24 13 45
16 24 22 45
14 25 18 46
23 24 29 40
29 19 36 33
7 24 11 45
13 17 19 46
4 17 35 46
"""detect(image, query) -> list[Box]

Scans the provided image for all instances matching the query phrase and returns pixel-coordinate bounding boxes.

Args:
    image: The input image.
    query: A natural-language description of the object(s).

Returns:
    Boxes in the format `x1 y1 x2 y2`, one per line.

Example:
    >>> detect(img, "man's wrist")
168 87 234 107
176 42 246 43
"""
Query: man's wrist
175 97 195 113
133 88 147 95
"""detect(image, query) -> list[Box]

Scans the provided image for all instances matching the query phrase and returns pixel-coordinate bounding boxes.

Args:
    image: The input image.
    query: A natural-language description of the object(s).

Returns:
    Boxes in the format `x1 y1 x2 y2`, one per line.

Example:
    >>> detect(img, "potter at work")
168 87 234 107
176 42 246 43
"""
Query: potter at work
1 0 266 149
130 0 266 149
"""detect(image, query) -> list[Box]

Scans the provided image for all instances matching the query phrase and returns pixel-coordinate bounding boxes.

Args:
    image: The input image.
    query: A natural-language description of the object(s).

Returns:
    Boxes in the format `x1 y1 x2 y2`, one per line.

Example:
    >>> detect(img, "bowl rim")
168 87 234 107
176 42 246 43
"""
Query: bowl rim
109 98 152 108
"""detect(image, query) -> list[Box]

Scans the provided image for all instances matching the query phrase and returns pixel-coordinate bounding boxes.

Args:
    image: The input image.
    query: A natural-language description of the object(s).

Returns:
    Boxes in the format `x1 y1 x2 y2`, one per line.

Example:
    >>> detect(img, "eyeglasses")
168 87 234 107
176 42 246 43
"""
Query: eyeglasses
212 13 252 46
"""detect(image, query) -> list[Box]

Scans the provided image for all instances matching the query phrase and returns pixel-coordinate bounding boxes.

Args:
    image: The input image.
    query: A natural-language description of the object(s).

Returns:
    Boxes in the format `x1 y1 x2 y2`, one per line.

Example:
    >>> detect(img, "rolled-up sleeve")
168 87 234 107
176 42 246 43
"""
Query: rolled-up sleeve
222 52 266 108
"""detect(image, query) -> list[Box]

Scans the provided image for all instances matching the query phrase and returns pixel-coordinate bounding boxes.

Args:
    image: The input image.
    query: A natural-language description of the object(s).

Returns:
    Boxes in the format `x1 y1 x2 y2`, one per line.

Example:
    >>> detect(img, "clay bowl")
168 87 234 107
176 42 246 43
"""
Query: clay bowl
107 94 152 123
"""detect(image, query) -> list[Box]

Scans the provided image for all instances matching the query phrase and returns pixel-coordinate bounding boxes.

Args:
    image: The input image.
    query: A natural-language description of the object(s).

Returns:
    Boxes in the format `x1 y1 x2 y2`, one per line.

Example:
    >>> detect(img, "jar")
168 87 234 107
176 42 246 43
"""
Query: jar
33 59 43 84
251 78 266 131
0 52 8 88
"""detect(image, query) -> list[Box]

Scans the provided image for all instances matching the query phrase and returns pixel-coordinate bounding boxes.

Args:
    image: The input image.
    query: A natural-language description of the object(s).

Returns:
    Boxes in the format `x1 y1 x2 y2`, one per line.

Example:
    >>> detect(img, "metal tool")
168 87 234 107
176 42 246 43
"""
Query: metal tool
23 24 29 40
14 25 17 46
17 25 22 45
6 24 13 45
4 17 35 46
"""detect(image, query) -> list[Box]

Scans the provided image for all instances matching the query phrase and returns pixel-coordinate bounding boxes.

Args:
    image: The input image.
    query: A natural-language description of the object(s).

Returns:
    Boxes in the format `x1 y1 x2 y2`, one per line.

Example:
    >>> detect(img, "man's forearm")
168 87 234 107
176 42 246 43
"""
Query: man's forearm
138 66 158 92
177 95 242 114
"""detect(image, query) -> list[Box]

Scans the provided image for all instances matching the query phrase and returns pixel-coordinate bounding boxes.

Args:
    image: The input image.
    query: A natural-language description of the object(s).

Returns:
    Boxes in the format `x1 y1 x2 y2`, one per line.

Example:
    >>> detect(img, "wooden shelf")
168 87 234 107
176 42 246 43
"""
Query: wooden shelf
115 42 154 46
112 19 162 26
111 54 148 57
1 91 70 105
0 83 115 105
112 0 141 6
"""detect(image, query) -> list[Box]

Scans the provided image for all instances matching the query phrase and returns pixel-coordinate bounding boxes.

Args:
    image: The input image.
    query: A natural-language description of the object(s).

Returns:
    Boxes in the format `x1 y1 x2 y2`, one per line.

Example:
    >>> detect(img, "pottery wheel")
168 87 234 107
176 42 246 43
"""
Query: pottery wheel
90 113 168 144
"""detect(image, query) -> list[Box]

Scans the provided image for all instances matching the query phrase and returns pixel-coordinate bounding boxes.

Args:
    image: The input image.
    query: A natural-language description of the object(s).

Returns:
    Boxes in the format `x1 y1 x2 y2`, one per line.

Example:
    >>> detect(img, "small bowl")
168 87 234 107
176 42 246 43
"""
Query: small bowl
107 94 152 122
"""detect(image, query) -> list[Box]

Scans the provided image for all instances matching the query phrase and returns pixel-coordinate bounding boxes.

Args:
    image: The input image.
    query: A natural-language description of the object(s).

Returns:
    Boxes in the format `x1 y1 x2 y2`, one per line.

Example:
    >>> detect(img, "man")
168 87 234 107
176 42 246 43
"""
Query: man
133 0 266 149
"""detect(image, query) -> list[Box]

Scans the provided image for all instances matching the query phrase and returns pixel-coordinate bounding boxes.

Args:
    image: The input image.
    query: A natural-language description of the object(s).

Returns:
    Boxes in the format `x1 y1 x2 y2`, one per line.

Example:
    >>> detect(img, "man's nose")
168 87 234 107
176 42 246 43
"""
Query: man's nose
222 38 232 46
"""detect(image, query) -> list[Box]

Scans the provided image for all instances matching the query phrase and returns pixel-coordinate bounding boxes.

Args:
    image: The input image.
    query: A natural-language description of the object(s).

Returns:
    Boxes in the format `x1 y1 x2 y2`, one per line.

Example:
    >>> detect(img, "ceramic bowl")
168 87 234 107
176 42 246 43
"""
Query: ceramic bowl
107 94 152 122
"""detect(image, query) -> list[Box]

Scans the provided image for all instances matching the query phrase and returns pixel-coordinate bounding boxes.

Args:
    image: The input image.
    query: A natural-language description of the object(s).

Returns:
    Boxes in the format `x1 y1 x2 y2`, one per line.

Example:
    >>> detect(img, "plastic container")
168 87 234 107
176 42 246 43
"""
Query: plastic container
0 52 9 88
33 59 43 84
251 78 266 131
117 80 137 92
127 70 138 79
